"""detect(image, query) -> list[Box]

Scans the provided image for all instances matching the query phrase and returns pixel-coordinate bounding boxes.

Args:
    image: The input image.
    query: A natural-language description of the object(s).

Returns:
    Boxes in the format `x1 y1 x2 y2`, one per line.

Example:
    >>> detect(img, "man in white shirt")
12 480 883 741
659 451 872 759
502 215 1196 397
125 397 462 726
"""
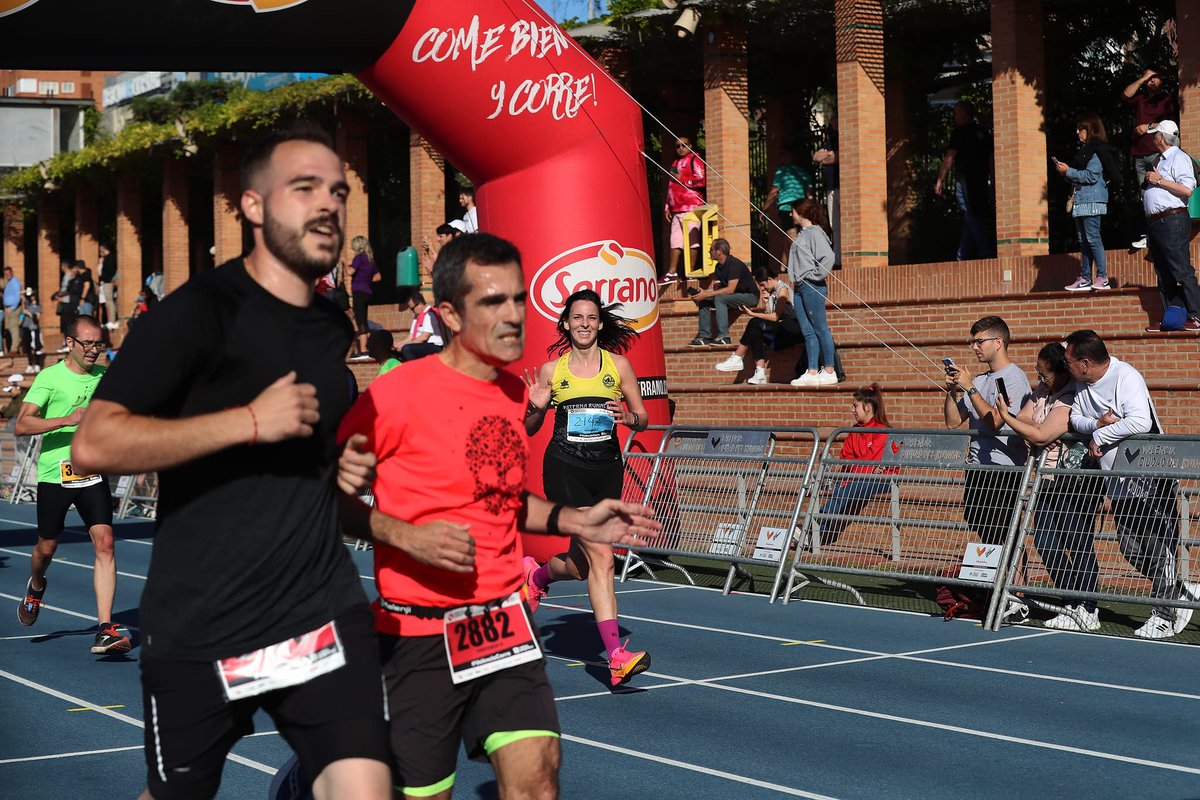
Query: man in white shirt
459 186 478 233
1140 121 1199 331
398 292 444 362
1065 329 1199 639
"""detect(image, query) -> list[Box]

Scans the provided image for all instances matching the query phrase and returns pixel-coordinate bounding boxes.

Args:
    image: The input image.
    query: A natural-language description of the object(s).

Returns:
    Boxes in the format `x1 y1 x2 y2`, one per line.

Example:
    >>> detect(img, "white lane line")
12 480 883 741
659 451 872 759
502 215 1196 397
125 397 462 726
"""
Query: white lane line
650 671 1200 776
0 633 44 641
0 731 283 767
550 585 687 600
0 669 277 775
0 547 147 582
561 734 838 799
0 591 140 630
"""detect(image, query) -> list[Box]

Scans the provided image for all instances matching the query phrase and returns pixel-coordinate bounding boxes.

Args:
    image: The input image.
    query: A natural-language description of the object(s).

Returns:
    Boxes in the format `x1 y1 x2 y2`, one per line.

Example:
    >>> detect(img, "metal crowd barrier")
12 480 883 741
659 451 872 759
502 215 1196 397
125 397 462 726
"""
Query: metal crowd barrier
778 428 1034 630
998 434 1200 632
618 425 820 599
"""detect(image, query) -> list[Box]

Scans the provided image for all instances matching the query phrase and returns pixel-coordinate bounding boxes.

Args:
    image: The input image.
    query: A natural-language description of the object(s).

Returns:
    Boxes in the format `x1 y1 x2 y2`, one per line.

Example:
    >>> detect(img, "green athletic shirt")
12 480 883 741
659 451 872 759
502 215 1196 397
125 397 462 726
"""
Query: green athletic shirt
378 357 401 376
23 360 107 483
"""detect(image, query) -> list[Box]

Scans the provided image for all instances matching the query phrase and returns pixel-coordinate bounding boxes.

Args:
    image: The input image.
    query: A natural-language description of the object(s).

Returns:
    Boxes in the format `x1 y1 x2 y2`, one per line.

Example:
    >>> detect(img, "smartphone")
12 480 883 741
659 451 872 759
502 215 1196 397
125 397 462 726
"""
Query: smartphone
1050 156 1060 164
942 357 955 368
996 377 1010 405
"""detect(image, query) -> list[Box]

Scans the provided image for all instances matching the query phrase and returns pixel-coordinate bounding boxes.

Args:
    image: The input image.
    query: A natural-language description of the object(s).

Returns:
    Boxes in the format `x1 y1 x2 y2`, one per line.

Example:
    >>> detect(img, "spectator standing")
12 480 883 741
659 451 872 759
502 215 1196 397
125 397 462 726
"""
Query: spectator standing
397 292 444 362
53 261 75 352
1139 121 1199 331
419 221 463 275
762 146 814 234
1122 67 1179 248
935 101 995 261
714 264 802 385
19 287 42 374
74 259 97 317
2 266 22 356
347 234 380 360
787 199 839 386
995 342 1101 631
1065 329 1199 639
813 115 841 263
1059 114 1122 292
97 243 118 330
816 383 892 545
943 315 1033 619
663 134 706 283
687 238 756 347
459 185 478 233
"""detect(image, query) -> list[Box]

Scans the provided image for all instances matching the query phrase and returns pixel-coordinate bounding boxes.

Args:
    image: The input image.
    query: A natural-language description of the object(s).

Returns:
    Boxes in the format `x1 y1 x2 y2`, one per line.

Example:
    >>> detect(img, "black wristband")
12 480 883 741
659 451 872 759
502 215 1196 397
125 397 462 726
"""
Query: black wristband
547 504 564 536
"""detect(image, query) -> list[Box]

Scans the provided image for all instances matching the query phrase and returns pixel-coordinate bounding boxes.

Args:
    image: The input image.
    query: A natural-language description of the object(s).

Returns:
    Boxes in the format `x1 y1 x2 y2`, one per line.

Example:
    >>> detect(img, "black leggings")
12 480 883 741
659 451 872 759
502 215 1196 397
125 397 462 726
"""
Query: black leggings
740 317 803 361
352 291 371 335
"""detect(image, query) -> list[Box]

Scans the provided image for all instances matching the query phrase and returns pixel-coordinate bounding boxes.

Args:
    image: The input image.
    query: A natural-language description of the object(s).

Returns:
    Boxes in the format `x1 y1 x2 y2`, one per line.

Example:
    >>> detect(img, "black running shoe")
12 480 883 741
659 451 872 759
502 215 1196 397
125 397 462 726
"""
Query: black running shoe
687 337 712 347
92 622 132 655
17 577 45 626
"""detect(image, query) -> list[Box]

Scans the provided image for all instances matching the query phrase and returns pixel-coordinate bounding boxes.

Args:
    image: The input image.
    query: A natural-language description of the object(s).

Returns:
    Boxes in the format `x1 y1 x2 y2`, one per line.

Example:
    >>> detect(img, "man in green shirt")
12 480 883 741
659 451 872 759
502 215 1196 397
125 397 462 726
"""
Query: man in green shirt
15 315 130 655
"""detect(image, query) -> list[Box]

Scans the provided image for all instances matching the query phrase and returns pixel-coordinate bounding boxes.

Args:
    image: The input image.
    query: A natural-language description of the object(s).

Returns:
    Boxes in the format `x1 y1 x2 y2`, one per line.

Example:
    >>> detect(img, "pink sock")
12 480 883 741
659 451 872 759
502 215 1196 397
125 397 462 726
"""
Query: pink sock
597 619 621 659
531 564 552 592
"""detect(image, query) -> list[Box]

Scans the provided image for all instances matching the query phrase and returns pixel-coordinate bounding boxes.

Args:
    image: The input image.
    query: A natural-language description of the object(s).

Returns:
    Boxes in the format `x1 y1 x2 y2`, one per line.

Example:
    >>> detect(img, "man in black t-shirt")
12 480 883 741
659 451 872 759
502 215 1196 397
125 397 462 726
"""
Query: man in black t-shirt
687 238 758 346
73 126 391 800
934 101 995 261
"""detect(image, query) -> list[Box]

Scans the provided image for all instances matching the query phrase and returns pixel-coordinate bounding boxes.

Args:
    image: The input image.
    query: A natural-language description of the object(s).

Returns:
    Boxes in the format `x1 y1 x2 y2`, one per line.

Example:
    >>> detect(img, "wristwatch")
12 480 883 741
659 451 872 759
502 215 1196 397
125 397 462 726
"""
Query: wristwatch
966 387 979 397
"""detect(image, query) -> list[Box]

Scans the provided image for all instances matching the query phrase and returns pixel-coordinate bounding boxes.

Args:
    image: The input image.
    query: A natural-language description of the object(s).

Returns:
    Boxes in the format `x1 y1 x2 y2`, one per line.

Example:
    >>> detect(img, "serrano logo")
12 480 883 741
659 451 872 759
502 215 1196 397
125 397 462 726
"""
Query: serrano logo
210 0 310 11
0 0 40 18
530 241 658 332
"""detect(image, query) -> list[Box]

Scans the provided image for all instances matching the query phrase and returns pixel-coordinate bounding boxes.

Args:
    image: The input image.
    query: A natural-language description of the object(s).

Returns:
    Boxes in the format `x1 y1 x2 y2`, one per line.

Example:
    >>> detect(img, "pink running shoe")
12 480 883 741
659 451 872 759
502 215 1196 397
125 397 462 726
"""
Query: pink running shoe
608 641 651 687
522 556 547 613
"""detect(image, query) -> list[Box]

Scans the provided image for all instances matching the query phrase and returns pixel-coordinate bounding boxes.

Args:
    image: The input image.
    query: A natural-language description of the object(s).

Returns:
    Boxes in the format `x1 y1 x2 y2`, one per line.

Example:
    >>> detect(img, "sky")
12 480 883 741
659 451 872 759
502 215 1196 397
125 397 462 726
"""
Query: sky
540 0 605 22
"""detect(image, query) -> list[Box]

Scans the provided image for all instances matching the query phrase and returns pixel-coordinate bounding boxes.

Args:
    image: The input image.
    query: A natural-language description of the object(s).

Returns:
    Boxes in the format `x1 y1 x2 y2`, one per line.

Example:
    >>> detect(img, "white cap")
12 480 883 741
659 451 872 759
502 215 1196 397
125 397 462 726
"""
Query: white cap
1146 120 1179 136
8 373 23 383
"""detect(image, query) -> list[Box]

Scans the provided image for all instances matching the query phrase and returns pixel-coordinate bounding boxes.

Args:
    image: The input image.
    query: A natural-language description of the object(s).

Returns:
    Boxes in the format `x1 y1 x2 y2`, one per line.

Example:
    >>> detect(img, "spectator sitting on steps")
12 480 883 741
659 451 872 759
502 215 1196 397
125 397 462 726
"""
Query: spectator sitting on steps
686 238 756 348
396 292 444 362
367 329 401 376
713 264 802 385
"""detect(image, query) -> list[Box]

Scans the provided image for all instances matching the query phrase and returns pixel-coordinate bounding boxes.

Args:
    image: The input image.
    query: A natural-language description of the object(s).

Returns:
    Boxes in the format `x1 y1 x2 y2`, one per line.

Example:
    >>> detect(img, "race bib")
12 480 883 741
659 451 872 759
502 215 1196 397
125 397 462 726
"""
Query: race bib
566 408 615 443
216 620 345 701
443 592 541 685
59 460 102 489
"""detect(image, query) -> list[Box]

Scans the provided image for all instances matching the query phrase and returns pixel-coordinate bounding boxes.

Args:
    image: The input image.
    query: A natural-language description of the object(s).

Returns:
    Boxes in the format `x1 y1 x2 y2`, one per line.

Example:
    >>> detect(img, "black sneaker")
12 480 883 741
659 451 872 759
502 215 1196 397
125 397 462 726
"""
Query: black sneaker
687 337 711 347
711 336 731 346
92 622 132 655
17 577 45 626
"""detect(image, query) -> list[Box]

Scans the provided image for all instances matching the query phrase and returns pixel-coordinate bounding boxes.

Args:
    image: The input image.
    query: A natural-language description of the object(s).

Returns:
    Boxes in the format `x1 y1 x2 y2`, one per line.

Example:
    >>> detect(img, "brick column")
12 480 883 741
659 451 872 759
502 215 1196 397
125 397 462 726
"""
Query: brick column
75 184 100 271
835 0 889 267
991 0 1048 257
213 142 243 266
410 133 445 287
2 205 23 279
1179 0 1200 150
37 198 63 342
162 159 190 295
702 16 752 260
115 175 142 329
336 113 370 268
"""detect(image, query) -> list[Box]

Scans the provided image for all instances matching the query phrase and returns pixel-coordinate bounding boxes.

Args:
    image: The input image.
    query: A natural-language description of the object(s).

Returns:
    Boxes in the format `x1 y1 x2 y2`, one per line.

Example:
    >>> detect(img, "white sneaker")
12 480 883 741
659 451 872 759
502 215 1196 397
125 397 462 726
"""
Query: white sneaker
1001 598 1029 625
791 372 820 387
105 321 119 330
23 365 34 374
817 370 839 385
1044 605 1100 631
1134 612 1176 640
714 354 744 372
30 365 40 374
747 366 767 385
1131 236 1148 249
1170 582 1200 634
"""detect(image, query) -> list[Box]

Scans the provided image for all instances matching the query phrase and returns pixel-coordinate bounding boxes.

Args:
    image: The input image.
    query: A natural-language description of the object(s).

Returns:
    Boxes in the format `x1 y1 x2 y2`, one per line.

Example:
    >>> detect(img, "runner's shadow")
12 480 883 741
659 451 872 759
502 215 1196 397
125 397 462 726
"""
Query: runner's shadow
537 612 646 691
470 781 499 800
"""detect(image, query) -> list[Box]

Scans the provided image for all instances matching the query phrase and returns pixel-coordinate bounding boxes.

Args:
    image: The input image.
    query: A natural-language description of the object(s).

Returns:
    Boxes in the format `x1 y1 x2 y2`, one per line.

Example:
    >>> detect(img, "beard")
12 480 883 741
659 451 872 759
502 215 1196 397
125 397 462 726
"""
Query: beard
262 210 343 281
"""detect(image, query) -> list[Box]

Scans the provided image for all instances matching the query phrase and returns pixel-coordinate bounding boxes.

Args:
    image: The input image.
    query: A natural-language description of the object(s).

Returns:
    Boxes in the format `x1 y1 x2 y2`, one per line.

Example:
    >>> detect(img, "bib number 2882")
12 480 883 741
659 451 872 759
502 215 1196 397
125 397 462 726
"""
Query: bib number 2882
443 592 541 685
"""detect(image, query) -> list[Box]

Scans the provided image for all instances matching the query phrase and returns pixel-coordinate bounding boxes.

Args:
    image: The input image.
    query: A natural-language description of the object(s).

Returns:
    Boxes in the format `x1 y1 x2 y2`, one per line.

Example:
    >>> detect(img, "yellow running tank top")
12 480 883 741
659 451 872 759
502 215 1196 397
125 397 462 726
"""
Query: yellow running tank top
548 350 623 465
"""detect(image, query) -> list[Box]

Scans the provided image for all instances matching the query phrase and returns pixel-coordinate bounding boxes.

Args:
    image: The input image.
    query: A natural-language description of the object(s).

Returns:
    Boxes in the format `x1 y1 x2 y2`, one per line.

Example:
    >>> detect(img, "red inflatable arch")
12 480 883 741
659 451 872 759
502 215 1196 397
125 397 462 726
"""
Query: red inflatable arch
1 0 668 560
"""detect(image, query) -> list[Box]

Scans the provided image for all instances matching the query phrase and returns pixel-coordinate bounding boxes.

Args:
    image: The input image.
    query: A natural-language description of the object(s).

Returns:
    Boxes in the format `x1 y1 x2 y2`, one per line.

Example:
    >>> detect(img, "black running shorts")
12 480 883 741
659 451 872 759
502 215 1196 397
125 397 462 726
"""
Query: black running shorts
140 604 390 800
378 631 560 793
36 480 113 538
542 450 624 508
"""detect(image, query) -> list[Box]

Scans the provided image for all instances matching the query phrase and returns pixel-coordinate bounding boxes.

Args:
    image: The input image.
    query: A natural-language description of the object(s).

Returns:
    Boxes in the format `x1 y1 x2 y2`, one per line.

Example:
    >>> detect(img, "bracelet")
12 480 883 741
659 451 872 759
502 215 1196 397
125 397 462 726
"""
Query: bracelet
245 404 258 446
629 411 640 428
546 503 564 536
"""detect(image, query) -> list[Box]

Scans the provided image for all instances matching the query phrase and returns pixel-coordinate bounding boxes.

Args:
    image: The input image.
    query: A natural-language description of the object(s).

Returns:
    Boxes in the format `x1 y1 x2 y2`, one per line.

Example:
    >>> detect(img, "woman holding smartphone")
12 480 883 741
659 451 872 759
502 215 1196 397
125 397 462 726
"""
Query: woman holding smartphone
1055 114 1121 292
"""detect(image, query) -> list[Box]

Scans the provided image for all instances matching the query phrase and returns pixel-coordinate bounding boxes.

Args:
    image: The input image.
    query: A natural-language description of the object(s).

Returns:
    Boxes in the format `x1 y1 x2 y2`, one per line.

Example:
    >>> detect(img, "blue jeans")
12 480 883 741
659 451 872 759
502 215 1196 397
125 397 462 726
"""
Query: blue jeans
698 292 758 340
1146 211 1200 317
955 178 994 261
1073 215 1107 281
819 477 890 543
794 281 835 372
1031 476 1102 607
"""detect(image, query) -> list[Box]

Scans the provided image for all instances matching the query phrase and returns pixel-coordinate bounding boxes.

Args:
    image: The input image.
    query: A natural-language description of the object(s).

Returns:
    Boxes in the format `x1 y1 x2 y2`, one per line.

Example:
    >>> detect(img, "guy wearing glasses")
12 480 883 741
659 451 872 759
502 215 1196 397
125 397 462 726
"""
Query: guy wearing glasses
14 315 130 656
1065 329 1198 639
663 134 706 283
944 316 1033 620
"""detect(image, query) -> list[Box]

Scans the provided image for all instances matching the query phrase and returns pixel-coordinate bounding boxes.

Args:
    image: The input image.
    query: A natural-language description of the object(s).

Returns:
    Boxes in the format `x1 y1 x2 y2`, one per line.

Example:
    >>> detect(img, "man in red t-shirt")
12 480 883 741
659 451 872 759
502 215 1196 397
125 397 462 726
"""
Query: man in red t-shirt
1122 67 1180 248
337 232 659 800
